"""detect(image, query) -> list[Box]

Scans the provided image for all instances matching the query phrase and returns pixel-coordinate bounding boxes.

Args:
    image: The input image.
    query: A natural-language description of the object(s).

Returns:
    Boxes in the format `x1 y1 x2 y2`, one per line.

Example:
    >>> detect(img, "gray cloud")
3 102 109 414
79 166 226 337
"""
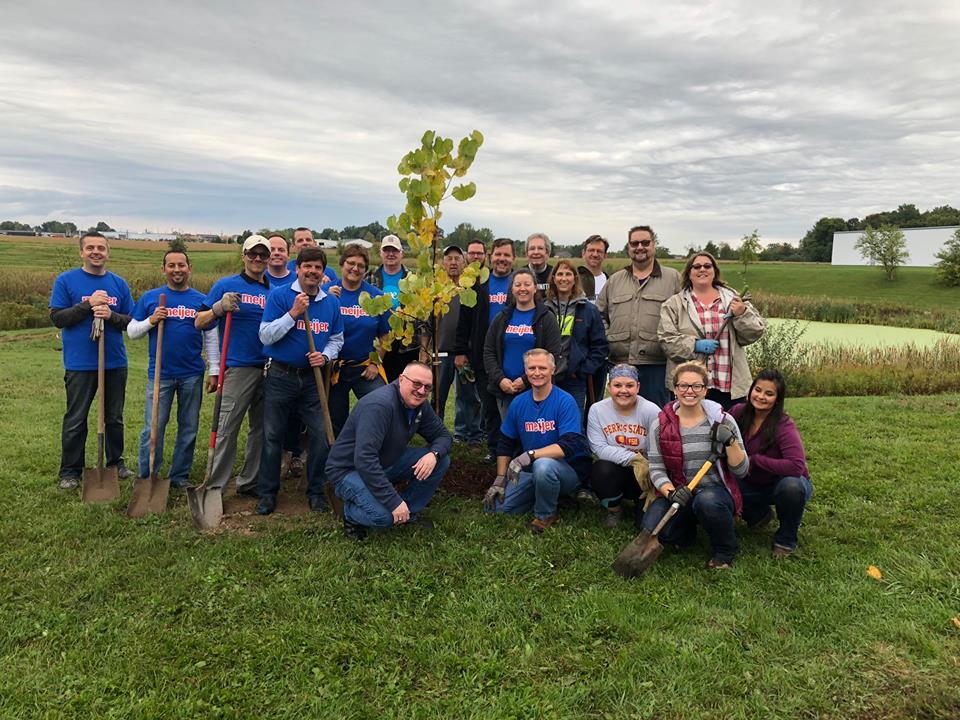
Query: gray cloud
1 0 958 249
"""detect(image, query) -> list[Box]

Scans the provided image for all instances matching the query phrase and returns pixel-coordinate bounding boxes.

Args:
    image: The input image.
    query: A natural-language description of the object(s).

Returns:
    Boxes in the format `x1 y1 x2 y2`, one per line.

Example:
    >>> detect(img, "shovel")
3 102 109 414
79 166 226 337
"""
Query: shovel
612 451 719 578
303 306 341 516
128 294 170 517
187 311 232 530
81 318 121 503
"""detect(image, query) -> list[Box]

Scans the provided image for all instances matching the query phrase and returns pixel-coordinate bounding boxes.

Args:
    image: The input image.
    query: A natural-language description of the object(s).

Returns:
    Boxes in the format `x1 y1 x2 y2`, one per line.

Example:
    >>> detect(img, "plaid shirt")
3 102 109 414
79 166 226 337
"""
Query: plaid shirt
693 295 732 392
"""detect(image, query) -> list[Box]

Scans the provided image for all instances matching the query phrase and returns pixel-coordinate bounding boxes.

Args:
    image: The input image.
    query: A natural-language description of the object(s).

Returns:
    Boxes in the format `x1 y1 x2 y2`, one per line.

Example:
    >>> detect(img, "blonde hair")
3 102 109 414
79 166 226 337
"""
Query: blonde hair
672 361 708 386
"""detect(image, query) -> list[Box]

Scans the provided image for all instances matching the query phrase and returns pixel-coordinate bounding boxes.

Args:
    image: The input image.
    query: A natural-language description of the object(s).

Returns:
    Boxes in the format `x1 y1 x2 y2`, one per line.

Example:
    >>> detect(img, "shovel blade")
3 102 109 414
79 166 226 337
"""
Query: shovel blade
146 476 170 515
81 466 120 503
187 486 223 531
126 477 154 517
612 530 664 579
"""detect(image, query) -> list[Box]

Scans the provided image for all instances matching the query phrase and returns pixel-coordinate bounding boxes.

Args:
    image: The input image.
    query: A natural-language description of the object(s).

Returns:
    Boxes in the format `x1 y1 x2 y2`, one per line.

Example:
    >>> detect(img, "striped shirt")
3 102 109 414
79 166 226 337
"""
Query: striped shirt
648 415 748 491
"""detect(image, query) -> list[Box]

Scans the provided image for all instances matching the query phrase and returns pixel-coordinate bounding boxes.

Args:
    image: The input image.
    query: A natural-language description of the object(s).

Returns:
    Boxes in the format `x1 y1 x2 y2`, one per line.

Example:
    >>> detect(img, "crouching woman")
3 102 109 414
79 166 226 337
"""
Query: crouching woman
730 368 812 559
642 361 749 569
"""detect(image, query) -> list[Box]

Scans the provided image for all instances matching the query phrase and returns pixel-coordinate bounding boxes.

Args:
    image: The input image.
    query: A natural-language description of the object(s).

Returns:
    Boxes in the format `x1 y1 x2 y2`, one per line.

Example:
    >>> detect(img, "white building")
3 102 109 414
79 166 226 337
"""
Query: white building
832 226 957 267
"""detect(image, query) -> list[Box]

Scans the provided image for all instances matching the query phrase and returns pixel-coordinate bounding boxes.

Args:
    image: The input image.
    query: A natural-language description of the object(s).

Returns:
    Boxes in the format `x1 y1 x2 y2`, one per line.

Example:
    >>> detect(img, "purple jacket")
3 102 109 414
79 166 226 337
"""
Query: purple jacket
730 403 809 486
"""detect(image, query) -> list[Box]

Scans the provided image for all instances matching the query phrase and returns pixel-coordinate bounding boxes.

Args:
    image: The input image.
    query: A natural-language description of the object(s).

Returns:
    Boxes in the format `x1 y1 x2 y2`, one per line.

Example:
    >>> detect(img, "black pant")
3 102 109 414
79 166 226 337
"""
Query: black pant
382 346 420 384
706 389 744 411
60 368 128 480
590 459 639 509
475 367 502 455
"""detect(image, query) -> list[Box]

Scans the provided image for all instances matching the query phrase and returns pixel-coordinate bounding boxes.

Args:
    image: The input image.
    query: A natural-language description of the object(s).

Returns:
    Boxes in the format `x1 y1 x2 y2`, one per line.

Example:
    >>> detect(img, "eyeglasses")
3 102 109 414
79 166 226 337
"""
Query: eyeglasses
675 382 706 392
690 263 714 271
245 250 269 259
627 239 653 248
401 375 433 393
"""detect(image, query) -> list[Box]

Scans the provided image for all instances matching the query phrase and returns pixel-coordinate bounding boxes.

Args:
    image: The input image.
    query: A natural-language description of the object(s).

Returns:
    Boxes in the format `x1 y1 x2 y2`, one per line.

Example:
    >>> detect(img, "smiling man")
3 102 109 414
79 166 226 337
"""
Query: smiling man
482 348 591 533
49 231 135 489
257 247 343 515
325 361 452 540
525 232 553 295
266 233 295 288
127 249 218 488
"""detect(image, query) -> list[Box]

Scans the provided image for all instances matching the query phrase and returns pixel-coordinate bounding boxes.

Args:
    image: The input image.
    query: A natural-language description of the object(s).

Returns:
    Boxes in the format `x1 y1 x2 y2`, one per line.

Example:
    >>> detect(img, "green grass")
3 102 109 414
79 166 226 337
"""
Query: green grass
1 329 959 718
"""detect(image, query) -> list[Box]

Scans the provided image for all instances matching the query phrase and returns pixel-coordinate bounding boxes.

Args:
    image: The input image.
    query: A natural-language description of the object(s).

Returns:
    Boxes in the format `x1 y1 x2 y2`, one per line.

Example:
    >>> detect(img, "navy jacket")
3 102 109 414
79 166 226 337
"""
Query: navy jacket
325 382 452 511
545 296 609 382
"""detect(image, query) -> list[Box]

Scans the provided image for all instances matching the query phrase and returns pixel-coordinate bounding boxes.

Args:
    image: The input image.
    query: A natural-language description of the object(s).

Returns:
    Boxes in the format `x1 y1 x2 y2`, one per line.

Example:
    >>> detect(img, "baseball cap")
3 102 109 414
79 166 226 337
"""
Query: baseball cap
380 235 403 251
242 234 271 253
443 244 464 256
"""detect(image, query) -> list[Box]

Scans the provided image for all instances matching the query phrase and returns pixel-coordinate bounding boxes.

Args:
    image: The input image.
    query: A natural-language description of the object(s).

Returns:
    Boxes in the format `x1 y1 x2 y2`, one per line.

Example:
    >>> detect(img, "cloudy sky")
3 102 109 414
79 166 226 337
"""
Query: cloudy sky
2 0 958 251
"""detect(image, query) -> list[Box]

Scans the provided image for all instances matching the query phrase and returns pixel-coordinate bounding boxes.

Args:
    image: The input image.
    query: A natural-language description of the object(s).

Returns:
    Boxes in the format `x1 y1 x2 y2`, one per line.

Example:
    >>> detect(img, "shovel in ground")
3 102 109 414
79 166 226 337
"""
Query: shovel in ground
187 311 232 530
82 318 121 503
612 451 719 578
128 294 170 517
303 306 342 517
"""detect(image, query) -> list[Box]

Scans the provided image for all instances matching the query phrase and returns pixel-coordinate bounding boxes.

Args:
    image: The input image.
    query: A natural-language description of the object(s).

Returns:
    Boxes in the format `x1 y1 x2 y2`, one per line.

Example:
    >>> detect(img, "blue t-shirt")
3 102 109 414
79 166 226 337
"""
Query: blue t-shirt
50 268 134 371
203 274 269 368
381 268 404 309
337 282 392 362
132 286 206 380
500 385 587 461
267 269 297 289
502 307 536 381
487 274 511 324
262 286 343 368
287 259 338 283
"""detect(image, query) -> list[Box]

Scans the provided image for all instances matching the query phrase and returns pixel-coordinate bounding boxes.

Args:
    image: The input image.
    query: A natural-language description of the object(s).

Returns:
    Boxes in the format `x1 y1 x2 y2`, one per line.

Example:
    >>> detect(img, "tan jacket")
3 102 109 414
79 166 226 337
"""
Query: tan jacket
658 286 766 399
596 262 682 365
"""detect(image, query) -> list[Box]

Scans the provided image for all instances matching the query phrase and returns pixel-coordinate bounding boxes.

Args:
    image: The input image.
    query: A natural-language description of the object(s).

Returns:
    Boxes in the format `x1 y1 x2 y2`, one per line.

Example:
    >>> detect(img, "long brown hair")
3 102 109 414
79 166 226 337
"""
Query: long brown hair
681 251 729 291
546 259 583 301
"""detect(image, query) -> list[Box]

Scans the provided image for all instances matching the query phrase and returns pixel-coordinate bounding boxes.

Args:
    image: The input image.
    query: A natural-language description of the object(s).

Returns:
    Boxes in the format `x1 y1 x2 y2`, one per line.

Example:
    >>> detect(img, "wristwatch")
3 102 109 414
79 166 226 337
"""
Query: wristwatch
527 450 536 462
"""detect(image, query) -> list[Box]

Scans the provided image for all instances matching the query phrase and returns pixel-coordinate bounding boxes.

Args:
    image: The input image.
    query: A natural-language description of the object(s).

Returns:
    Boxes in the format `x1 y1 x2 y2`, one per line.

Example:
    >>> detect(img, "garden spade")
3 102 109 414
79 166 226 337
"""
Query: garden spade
612 451 719 578
128 294 169 517
187 311 232 531
81 318 121 503
303 305 341 516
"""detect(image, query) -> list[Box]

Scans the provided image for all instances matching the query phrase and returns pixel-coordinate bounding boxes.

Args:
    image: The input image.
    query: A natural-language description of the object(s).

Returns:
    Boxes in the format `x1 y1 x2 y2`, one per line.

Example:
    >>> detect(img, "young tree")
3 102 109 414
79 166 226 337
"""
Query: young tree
168 237 188 254
360 130 488 408
854 225 909 280
935 228 960 287
739 229 761 276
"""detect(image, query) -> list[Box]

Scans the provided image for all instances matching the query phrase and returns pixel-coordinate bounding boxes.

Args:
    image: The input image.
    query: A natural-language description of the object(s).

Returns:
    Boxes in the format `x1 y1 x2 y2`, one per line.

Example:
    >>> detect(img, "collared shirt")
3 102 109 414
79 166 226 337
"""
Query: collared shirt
259 280 344 367
692 294 732 392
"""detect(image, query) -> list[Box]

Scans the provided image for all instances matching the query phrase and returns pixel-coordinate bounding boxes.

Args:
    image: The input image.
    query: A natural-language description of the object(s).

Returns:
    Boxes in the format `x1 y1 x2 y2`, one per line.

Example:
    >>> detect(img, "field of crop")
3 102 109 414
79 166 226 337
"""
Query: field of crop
0 329 958 718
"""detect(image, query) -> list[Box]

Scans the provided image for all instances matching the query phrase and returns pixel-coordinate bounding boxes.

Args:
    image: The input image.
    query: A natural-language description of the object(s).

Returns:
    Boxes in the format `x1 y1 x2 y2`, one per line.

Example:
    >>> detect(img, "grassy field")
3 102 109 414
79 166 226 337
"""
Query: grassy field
1 329 959 718
2 235 959 313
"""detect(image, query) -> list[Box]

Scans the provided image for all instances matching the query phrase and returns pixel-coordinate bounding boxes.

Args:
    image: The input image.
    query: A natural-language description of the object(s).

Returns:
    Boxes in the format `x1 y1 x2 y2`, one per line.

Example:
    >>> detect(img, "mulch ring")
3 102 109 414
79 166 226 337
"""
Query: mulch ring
214 457 490 533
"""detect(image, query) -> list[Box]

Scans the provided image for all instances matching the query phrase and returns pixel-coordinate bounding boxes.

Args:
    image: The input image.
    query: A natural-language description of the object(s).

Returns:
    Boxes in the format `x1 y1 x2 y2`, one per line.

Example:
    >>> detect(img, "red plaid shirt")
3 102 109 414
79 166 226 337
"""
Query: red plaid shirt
692 295 731 392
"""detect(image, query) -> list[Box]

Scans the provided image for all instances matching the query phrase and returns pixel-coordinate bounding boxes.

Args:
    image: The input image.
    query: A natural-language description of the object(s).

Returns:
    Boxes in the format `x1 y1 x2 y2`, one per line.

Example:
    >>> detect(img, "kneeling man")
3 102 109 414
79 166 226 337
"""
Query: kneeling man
325 362 452 539
484 348 591 533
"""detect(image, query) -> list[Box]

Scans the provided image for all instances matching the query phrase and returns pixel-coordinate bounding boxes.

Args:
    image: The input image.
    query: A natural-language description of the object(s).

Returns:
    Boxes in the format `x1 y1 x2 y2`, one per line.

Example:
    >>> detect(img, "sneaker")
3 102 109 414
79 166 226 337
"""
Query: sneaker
528 515 558 534
58 476 80 490
706 558 732 570
772 544 794 559
169 479 191 490
604 508 624 528
307 494 329 513
343 517 367 541
256 496 276 515
116 463 134 480
576 488 599 505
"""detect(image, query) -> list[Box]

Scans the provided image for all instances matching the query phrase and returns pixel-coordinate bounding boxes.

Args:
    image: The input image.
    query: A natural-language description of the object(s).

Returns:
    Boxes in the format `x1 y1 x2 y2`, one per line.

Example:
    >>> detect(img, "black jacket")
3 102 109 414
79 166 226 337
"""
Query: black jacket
483 303 562 396
453 277 493 370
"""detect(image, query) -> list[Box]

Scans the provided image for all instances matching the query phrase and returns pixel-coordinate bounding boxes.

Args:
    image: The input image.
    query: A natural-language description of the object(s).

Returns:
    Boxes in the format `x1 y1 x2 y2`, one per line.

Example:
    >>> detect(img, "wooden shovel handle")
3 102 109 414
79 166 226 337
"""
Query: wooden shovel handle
303 306 336 446
148 294 166 478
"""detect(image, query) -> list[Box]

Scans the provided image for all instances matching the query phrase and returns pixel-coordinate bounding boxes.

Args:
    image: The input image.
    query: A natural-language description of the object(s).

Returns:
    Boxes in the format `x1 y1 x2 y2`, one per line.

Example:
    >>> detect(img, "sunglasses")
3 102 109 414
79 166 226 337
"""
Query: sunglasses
627 239 653 248
401 374 433 393
690 263 714 271
245 250 269 259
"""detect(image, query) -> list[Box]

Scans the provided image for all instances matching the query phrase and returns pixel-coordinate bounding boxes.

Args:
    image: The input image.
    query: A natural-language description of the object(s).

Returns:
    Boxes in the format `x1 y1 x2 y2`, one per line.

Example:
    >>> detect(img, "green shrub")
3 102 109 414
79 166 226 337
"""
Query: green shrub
746 319 810 387
935 228 960 287
0 302 49 330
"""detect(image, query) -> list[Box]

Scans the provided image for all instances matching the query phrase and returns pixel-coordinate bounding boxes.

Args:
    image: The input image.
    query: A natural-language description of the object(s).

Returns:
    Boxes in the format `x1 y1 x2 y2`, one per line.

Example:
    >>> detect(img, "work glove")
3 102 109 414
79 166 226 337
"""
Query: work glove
212 292 241 317
483 475 507 511
668 485 693 507
507 451 534 483
694 338 719 354
457 363 476 384
711 421 736 448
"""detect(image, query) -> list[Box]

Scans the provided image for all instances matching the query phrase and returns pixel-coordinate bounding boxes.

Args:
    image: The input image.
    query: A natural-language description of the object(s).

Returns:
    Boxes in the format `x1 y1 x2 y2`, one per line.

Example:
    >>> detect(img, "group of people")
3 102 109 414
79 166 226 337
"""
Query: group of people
49 225 812 567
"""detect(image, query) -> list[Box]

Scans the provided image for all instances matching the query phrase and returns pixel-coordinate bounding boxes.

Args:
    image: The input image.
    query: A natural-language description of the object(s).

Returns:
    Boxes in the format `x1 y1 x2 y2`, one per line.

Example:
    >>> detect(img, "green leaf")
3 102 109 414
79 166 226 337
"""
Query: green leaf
471 129 484 146
399 178 410 193
478 266 490 284
451 182 476 201
458 287 477 307
421 130 436 148
387 215 399 233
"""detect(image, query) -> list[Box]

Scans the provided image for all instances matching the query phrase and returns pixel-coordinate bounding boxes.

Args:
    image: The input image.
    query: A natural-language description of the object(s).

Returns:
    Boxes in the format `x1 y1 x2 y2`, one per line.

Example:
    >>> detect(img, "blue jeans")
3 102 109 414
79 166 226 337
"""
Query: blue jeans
558 377 586 422
739 475 813 550
634 363 669 407
488 457 581 520
334 448 450 528
329 363 385 437
258 365 330 499
642 485 739 563
137 374 204 484
437 355 482 442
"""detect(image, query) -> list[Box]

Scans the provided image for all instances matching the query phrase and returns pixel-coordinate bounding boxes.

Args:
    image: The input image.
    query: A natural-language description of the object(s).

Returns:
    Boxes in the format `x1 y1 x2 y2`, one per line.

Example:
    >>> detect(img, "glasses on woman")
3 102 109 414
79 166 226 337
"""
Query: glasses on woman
675 382 706 392
401 375 433 393
690 263 714 271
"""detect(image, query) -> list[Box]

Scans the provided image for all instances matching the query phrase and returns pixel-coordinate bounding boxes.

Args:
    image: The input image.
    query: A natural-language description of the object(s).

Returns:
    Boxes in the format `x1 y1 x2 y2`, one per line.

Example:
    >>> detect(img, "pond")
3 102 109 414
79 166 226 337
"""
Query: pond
767 319 959 348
